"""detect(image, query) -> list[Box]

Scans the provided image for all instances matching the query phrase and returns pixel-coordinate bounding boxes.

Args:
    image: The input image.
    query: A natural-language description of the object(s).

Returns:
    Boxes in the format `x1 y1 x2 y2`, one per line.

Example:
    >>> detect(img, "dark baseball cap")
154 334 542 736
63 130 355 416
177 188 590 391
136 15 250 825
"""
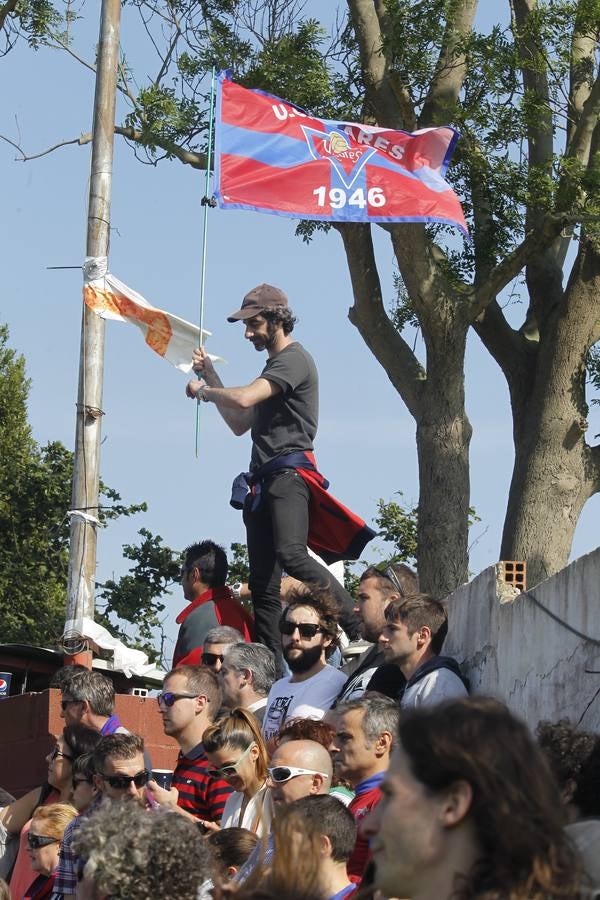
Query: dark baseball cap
227 284 288 322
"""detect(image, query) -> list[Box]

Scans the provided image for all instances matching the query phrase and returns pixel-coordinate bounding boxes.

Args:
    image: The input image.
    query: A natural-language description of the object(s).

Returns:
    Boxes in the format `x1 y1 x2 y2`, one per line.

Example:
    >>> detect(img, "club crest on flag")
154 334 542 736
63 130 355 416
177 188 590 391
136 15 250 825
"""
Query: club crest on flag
214 72 468 234
302 126 376 189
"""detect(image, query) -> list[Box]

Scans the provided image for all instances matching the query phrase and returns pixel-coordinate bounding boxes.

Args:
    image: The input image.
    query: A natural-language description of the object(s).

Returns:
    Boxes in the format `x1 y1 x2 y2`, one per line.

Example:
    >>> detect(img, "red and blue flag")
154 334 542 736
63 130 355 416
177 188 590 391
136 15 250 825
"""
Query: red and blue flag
214 72 468 234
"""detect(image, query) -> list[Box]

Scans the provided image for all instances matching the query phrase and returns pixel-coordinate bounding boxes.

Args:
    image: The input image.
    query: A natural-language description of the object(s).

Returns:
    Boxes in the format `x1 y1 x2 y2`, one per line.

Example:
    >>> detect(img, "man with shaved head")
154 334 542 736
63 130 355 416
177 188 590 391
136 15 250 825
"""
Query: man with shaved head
268 739 332 807
235 739 332 883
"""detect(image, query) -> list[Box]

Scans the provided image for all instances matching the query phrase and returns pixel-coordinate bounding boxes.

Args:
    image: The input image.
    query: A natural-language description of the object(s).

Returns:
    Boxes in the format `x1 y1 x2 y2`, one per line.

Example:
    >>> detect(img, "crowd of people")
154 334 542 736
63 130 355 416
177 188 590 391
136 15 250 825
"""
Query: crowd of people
2 288 598 897
1 554 599 899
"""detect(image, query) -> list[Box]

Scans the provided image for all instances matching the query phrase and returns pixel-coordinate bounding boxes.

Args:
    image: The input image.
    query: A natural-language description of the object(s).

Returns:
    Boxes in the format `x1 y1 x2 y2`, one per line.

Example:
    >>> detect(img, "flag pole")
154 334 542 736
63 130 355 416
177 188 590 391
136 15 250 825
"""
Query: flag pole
195 66 217 457
64 0 122 666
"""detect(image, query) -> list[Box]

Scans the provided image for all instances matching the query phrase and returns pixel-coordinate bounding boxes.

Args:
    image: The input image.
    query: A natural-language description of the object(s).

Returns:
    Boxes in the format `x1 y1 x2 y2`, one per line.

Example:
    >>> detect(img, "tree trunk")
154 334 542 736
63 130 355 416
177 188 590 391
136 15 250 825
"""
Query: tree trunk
501 239 600 586
416 307 472 598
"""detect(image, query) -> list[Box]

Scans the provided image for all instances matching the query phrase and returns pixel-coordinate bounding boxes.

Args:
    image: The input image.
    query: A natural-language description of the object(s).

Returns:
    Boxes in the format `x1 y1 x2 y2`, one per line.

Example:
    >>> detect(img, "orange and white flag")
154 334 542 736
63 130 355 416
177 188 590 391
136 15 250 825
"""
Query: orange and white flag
83 262 222 372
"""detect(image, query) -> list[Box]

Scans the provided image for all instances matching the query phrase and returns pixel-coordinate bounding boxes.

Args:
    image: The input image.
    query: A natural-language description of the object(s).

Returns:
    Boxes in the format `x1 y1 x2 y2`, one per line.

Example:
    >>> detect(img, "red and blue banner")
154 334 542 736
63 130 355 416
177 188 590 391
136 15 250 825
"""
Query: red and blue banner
214 72 468 234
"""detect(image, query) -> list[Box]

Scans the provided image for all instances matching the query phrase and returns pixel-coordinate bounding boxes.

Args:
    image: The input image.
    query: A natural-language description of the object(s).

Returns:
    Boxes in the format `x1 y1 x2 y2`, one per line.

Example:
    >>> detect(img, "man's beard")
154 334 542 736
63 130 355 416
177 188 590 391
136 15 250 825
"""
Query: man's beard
250 321 278 352
284 642 324 674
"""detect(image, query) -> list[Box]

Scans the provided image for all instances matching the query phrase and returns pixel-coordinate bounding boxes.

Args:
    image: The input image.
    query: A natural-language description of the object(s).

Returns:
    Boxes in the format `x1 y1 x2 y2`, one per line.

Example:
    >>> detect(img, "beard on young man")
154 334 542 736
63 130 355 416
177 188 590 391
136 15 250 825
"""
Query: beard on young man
283 640 325 674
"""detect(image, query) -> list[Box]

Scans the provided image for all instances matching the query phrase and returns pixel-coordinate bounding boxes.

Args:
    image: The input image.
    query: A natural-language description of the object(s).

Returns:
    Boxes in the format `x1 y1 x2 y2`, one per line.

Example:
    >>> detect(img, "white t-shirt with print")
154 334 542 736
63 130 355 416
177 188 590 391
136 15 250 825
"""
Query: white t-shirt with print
262 664 346 742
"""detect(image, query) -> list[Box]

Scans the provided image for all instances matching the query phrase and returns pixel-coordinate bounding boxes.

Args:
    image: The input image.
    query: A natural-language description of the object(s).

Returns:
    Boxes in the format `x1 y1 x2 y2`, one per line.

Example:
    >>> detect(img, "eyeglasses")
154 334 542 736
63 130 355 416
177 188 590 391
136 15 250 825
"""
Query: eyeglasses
98 769 150 790
49 745 73 762
28 833 59 850
60 698 82 711
279 620 322 639
268 766 330 784
157 691 199 707
202 652 225 667
210 742 256 779
379 565 405 598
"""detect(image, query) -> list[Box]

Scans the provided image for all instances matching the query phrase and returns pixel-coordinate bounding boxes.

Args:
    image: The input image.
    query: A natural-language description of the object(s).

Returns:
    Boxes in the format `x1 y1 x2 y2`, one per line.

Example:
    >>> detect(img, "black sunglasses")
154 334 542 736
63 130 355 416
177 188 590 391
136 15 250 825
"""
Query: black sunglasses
202 652 225 667
157 691 198 708
279 620 322 639
28 833 58 850
60 698 82 711
98 769 150 790
49 745 73 762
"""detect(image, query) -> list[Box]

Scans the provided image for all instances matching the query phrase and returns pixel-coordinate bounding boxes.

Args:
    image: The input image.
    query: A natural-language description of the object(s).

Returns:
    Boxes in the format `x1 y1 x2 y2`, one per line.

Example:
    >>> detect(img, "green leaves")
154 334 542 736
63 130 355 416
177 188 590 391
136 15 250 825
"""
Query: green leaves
0 325 180 662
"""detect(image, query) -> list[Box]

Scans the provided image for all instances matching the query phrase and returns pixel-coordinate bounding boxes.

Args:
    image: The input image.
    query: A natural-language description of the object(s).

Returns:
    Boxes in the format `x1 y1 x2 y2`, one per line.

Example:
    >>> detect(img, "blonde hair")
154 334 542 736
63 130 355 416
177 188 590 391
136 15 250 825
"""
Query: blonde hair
31 803 78 841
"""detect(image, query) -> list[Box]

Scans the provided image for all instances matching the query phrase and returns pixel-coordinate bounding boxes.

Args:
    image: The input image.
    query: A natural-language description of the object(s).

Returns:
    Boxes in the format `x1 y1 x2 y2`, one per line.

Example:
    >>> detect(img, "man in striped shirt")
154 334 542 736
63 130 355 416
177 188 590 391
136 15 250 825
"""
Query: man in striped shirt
147 665 232 824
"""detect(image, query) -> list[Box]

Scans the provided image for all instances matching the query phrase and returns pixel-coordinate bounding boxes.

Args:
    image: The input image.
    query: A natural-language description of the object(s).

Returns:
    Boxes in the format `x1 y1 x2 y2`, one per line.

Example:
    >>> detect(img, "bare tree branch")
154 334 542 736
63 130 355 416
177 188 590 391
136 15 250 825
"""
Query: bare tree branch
589 442 600 494
471 298 528 388
335 222 425 418
48 30 97 77
568 5 598 148
0 0 18 32
1 127 207 169
510 0 554 229
471 214 575 318
565 67 600 167
0 132 90 161
345 0 411 129
419 0 478 126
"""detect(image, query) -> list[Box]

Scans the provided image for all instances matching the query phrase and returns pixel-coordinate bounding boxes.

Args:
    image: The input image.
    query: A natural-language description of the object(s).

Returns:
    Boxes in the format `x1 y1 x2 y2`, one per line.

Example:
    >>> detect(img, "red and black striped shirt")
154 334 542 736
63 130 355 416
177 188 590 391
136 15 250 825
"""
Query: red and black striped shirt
173 741 233 822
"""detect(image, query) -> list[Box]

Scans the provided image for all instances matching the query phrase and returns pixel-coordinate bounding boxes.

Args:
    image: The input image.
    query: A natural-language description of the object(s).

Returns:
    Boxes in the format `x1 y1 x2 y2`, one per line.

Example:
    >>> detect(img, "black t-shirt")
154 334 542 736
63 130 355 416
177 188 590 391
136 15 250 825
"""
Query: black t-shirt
250 342 318 471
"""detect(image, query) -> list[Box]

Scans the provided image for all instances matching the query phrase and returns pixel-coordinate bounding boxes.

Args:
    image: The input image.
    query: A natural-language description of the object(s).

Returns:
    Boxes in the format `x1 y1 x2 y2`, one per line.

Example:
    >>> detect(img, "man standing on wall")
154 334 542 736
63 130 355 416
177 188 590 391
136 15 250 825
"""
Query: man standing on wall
187 284 373 671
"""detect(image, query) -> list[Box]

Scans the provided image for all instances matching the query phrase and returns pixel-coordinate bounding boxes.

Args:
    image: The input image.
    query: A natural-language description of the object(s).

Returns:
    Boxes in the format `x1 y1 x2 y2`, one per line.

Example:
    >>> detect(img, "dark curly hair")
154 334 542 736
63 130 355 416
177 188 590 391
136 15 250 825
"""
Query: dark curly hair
260 305 297 335
281 585 341 659
536 719 596 793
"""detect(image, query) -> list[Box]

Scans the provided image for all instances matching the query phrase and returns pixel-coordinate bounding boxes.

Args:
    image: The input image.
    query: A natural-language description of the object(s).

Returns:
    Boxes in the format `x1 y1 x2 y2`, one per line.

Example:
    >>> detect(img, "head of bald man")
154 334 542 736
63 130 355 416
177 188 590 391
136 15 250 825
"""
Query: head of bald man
269 739 333 807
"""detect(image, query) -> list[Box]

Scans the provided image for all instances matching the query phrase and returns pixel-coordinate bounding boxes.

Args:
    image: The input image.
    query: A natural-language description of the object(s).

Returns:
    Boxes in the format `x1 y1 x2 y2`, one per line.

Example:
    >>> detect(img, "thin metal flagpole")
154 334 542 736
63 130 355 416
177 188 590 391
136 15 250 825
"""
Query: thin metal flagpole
195 65 218 457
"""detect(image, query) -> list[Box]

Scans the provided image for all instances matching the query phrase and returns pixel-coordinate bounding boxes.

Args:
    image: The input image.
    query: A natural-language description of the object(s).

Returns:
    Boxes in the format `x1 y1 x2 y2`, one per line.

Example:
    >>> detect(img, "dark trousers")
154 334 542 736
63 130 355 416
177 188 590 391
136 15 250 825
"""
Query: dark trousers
244 468 358 675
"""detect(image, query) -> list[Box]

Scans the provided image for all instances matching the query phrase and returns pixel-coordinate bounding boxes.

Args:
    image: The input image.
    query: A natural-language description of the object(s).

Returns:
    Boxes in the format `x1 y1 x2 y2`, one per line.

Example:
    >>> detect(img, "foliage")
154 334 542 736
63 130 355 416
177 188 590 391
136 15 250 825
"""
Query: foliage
374 493 419 565
0 0 63 55
228 541 251 584
0 325 179 660
96 528 181 665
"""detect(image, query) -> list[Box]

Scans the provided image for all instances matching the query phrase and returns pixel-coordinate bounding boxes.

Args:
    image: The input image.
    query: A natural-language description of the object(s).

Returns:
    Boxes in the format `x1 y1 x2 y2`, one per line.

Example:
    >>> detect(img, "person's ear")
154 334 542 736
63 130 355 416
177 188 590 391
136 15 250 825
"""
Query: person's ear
439 779 472 827
93 774 104 794
561 777 577 805
240 668 252 687
310 774 325 795
374 730 393 758
226 865 238 878
195 693 209 715
417 625 432 649
319 834 332 859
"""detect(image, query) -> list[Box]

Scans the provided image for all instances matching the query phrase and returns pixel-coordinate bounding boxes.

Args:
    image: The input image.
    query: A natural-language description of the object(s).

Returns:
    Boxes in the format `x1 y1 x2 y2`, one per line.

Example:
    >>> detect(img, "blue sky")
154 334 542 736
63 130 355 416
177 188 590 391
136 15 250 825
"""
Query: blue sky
2 4 598 660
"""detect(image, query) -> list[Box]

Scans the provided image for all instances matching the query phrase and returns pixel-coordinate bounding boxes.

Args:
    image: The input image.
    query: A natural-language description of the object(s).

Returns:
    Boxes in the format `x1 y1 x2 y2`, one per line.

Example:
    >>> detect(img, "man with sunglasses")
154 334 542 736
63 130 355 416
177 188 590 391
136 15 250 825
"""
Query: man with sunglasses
235 739 332 884
53 734 147 900
262 589 346 743
336 563 418 705
173 540 254 669
147 665 232 825
202 625 244 674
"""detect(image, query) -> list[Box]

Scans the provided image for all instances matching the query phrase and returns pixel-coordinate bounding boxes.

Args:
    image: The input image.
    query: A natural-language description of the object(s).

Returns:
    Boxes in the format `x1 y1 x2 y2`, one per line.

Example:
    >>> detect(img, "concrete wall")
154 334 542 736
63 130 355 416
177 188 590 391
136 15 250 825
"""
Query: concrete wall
445 547 600 731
